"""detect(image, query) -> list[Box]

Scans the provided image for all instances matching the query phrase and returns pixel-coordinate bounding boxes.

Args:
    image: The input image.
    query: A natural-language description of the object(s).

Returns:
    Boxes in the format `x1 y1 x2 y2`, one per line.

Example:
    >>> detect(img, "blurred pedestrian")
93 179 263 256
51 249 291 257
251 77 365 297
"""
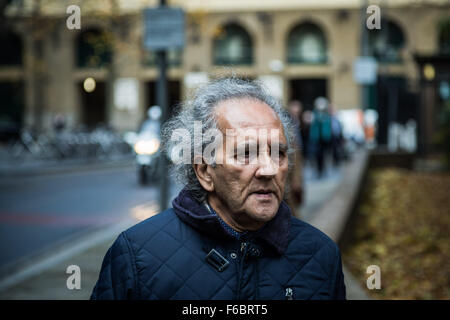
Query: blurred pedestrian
52 113 66 133
139 105 162 134
329 103 344 167
287 100 304 218
309 97 332 178
288 100 303 150
91 78 346 300
301 109 313 161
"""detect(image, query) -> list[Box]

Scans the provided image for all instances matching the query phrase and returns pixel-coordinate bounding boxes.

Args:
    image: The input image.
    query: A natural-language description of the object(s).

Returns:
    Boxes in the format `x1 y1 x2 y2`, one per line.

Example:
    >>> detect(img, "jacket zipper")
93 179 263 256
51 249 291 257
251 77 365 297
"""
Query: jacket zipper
236 241 249 300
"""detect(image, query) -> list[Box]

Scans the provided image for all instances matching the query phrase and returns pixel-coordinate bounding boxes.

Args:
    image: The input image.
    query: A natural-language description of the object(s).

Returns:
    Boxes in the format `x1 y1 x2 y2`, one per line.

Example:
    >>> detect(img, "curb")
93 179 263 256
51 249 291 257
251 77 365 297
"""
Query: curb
309 149 372 300
0 218 137 294
310 150 369 242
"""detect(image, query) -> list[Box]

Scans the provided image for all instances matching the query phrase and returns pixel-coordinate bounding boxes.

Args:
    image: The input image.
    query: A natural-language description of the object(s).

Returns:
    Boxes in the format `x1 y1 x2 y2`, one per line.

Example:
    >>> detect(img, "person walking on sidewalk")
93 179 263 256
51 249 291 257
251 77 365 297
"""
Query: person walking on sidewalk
329 103 344 168
309 97 332 178
91 78 346 300
287 100 304 218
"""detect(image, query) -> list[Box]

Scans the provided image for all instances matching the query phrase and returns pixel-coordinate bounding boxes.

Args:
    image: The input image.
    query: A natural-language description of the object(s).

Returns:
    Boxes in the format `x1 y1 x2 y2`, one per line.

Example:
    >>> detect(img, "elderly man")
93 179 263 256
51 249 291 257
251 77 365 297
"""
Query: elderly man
91 78 346 300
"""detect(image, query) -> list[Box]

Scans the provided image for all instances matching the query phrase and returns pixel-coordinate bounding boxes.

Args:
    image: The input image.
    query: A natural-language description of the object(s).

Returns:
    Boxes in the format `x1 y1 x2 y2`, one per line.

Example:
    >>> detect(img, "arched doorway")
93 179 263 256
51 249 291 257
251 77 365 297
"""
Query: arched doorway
0 30 23 141
287 22 328 109
75 28 112 128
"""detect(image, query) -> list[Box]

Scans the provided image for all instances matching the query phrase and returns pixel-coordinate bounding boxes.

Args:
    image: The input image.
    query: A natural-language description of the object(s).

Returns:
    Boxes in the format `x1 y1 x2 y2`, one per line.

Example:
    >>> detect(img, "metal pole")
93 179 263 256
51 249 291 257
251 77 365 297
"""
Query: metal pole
157 0 169 211
360 0 370 110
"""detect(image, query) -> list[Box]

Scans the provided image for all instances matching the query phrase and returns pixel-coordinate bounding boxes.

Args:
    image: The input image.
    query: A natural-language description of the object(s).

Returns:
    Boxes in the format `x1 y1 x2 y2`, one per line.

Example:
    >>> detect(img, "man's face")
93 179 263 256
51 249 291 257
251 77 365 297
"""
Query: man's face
208 98 289 231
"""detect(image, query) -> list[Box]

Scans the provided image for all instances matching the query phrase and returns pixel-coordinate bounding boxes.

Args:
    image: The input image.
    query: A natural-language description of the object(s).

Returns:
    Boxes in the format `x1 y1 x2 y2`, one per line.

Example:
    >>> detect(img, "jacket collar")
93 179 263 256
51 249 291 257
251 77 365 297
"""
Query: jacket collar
172 188 291 255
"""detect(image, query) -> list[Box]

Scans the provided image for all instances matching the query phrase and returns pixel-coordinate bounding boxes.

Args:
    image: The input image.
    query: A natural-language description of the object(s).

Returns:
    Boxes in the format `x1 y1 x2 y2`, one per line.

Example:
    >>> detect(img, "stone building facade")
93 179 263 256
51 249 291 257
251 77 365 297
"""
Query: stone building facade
0 0 449 144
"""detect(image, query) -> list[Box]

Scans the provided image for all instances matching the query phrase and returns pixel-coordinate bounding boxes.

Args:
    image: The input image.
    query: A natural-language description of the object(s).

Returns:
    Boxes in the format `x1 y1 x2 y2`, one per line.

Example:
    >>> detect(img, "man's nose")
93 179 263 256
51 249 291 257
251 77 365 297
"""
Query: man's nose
255 152 279 178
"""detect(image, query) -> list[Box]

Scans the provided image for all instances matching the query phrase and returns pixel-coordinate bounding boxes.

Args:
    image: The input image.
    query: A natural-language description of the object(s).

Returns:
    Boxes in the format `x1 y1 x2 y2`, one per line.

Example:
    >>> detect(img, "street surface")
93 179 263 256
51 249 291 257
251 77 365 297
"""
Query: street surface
0 165 175 271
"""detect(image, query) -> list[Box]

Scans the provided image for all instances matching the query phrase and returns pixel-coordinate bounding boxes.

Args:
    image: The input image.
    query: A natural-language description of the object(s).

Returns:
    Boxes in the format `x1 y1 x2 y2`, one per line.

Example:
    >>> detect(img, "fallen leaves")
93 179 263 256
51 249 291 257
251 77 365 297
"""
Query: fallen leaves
342 167 450 300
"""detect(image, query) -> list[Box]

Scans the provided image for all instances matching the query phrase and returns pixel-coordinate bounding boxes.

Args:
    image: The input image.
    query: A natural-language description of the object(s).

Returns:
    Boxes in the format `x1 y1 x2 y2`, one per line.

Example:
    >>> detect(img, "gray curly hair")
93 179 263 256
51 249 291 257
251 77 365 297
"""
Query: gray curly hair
161 77 296 202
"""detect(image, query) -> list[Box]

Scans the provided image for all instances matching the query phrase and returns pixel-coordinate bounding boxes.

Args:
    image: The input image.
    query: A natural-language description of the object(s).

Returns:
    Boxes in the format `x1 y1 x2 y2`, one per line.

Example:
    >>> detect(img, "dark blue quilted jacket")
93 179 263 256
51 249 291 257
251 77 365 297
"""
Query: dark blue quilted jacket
91 188 346 300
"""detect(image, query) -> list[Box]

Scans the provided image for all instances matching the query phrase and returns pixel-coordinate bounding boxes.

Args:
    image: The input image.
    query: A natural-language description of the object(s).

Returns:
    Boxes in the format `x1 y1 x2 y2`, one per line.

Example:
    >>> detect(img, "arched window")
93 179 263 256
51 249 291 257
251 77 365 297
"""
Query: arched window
368 20 405 63
76 28 112 68
438 20 450 54
287 22 327 64
0 30 22 66
213 24 253 65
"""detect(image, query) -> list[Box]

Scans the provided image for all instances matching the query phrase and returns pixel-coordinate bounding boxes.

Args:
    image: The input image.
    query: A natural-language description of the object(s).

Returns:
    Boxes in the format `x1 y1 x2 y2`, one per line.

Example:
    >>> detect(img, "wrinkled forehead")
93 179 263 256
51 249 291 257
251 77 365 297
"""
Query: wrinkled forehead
215 97 286 141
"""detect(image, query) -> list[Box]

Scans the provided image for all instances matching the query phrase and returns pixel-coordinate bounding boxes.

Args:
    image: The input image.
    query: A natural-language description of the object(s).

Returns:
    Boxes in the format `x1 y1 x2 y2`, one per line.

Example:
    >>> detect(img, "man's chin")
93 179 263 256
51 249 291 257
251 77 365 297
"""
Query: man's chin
246 205 279 223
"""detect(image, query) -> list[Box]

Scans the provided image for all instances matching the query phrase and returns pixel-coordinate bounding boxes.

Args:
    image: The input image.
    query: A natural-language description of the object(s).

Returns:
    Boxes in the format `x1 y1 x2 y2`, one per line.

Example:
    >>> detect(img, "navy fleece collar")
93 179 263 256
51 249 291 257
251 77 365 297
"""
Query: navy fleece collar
205 202 248 240
172 188 291 255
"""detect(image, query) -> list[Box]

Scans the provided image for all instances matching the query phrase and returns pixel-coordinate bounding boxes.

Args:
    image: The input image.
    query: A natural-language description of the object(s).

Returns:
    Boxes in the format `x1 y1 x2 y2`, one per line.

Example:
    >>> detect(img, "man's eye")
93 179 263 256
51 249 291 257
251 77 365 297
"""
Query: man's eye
234 152 249 157
236 147 252 158
234 150 250 161
276 150 287 160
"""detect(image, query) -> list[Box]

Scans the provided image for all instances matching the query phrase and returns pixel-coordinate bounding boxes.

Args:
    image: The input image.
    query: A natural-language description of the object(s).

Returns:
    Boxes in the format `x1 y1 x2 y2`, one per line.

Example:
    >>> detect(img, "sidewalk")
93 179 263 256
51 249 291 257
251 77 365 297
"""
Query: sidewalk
300 160 343 222
0 150 371 300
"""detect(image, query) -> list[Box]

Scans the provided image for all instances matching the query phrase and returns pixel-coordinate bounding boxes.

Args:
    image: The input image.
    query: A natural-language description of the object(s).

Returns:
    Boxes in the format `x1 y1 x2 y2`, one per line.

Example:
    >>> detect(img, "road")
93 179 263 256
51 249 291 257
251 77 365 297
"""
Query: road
0 165 178 271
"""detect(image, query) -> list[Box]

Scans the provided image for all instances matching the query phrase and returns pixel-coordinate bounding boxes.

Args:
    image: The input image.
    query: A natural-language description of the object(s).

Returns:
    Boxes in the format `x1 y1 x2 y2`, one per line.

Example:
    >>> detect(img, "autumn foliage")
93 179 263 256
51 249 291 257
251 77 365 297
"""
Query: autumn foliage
343 168 450 300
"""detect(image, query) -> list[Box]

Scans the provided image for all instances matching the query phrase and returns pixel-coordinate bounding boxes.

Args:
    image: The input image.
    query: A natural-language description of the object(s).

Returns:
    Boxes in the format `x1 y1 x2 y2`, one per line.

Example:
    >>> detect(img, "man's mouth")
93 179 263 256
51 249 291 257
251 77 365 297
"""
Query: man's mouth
251 189 275 200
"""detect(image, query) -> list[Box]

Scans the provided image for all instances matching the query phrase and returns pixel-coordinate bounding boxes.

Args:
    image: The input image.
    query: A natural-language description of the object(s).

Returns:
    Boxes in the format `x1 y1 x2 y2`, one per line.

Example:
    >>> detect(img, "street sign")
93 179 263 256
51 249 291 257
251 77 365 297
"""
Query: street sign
353 56 378 85
143 7 185 50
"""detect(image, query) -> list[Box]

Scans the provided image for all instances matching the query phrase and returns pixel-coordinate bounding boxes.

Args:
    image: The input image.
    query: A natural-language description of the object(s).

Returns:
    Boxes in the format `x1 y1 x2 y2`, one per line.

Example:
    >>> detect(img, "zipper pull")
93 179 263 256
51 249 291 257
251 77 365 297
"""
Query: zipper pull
240 242 249 260
285 287 293 300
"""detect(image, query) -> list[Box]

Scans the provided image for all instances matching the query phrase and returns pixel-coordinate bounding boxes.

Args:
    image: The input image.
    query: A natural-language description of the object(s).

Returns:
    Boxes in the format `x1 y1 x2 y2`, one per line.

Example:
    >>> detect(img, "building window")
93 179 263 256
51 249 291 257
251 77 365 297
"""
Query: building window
0 30 22 66
287 22 327 64
76 28 112 68
438 20 450 54
143 49 183 67
213 24 253 66
368 20 405 63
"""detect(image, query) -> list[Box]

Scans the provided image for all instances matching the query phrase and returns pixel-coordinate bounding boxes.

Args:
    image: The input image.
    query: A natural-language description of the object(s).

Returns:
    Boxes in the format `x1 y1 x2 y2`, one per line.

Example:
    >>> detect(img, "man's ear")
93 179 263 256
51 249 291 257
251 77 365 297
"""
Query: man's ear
193 162 214 192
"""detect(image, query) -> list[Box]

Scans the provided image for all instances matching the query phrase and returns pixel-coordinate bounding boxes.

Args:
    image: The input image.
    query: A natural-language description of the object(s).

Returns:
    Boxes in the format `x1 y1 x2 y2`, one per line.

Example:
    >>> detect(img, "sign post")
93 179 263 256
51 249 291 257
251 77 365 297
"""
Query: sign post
358 0 376 110
143 4 185 211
